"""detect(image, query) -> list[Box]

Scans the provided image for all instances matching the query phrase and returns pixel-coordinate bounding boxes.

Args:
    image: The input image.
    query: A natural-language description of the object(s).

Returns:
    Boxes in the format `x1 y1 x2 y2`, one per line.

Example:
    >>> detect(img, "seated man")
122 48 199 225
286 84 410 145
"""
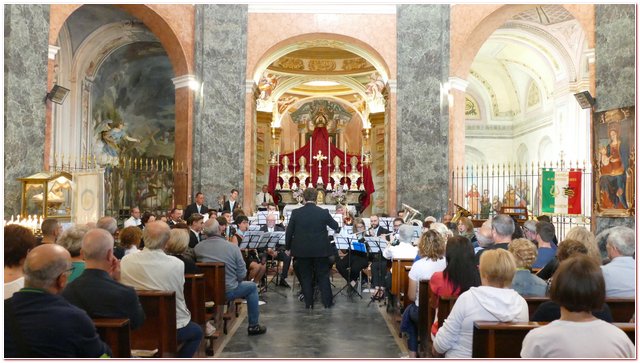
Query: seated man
260 213 291 288
5 244 111 358
63 228 145 330
194 218 267 336
601 226 635 298
120 222 203 358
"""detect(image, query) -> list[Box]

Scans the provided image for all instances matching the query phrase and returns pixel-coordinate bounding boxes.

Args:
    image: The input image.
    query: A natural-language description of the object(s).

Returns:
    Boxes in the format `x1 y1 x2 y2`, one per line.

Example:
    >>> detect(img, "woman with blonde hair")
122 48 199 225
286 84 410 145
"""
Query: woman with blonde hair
509 238 547 296
564 226 601 264
433 249 528 358
165 229 200 274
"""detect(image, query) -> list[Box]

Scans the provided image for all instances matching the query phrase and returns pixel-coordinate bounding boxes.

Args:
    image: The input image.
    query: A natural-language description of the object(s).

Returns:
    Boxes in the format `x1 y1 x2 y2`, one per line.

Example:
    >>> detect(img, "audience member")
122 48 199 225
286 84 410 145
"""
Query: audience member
194 218 267 335
601 226 635 298
5 244 111 357
121 221 203 358
532 221 556 268
475 214 513 262
433 249 528 358
522 220 538 245
457 217 477 246
532 239 612 322
400 230 447 357
62 228 145 330
564 226 601 264
383 225 419 260
474 219 494 256
5 225 37 298
119 226 142 256
430 222 453 240
187 214 204 249
96 216 125 259
40 218 62 244
138 212 156 231
56 225 90 283
165 229 200 274
522 256 634 358
508 238 547 297
123 207 141 228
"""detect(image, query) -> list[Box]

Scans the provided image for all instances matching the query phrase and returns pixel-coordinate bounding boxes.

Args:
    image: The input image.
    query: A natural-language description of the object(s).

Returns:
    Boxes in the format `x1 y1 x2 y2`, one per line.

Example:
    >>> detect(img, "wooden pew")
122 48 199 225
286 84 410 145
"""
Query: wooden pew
132 290 177 358
606 298 635 322
184 273 206 326
401 264 413 309
390 258 413 310
196 262 227 329
94 318 131 358
523 296 549 319
418 279 434 357
437 295 458 329
472 321 636 358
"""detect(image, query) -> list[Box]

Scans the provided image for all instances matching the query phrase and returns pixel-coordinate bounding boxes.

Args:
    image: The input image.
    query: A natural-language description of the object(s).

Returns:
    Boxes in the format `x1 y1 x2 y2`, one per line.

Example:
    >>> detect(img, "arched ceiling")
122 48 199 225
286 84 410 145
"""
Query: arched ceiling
467 5 585 123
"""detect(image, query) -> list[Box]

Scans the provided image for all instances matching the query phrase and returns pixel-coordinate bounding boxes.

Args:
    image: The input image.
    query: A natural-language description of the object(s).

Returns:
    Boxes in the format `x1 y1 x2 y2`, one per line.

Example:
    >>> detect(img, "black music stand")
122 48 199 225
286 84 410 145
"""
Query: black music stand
256 211 269 226
364 236 388 306
240 231 263 291
379 217 394 232
333 235 364 300
261 231 287 297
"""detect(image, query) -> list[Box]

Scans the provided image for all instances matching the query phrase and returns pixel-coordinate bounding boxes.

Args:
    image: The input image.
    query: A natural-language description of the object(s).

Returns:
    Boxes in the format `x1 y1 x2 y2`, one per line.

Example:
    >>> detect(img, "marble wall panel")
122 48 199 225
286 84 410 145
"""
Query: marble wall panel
595 4 635 111
595 4 635 232
193 4 248 206
397 5 450 219
4 5 50 217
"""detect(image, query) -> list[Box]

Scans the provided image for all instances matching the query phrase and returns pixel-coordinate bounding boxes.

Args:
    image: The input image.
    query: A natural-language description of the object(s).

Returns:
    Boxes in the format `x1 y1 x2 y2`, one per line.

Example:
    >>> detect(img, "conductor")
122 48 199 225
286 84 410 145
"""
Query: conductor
285 188 340 309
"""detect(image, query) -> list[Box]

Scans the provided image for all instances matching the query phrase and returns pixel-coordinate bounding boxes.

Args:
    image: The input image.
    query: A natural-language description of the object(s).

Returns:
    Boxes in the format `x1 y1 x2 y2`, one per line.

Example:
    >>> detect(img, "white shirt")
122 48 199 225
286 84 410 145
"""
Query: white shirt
521 319 635 358
408 257 446 306
4 277 24 299
383 242 418 260
255 192 274 208
228 200 236 212
124 246 139 256
124 216 141 228
601 256 635 298
120 249 191 329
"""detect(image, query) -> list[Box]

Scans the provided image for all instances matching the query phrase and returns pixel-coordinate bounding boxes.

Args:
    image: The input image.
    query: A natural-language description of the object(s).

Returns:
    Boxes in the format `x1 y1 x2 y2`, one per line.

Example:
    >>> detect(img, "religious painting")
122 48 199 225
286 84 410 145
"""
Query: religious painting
592 106 635 217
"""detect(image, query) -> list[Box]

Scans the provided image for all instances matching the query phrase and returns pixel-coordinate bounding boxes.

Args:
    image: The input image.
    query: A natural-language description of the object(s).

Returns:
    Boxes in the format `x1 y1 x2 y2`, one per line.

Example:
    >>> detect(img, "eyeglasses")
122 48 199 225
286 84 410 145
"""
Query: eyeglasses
58 266 75 279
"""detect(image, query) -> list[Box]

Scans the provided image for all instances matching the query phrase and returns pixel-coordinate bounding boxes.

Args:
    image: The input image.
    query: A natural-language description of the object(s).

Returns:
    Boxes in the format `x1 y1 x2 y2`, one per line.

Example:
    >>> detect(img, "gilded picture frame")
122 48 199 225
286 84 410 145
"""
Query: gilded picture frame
592 106 635 217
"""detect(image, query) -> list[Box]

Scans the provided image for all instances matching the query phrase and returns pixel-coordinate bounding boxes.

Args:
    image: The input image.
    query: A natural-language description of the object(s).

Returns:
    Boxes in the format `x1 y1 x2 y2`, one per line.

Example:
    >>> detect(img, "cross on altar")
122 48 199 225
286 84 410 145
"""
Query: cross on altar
313 150 328 184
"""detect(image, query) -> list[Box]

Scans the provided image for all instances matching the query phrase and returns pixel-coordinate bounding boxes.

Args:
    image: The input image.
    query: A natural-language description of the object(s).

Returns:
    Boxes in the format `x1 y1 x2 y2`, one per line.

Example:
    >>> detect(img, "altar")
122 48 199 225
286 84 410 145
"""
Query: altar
282 203 357 216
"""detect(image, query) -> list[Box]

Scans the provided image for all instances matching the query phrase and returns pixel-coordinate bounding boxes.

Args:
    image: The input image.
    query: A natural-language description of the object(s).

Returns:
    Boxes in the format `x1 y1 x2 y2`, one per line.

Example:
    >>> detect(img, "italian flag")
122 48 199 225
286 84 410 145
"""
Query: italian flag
541 169 582 214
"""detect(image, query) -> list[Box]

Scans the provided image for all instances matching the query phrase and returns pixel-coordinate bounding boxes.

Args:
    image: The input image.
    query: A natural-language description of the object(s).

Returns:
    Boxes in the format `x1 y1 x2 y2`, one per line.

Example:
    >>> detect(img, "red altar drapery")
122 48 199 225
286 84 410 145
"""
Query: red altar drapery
268 127 375 210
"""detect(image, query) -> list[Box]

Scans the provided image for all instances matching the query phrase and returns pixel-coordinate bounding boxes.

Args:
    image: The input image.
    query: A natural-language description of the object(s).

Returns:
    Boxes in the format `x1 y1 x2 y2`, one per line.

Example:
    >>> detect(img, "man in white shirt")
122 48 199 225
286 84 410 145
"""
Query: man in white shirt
223 189 240 213
255 184 274 211
383 225 419 260
601 226 635 298
260 213 290 287
120 221 203 357
123 207 141 228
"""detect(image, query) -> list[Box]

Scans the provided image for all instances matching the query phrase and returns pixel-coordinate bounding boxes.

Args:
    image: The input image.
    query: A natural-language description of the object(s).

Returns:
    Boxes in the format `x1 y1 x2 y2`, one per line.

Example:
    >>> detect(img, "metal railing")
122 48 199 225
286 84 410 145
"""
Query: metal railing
452 160 592 240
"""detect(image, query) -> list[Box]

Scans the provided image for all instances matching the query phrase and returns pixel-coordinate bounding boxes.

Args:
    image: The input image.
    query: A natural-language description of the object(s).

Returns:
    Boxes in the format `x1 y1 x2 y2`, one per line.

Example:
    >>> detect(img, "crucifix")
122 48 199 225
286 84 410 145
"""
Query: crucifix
313 150 328 185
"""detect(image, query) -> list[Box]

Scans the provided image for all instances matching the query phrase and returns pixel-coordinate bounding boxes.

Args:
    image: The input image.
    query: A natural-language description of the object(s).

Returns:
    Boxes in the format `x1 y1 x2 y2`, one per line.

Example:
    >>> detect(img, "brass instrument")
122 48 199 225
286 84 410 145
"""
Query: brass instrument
451 203 472 223
402 203 423 226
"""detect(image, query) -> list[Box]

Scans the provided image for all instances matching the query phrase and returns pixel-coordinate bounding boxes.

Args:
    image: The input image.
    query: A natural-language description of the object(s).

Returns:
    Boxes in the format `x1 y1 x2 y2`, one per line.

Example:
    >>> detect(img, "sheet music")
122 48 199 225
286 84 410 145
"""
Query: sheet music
379 217 394 231
258 231 285 248
364 237 387 253
242 231 264 249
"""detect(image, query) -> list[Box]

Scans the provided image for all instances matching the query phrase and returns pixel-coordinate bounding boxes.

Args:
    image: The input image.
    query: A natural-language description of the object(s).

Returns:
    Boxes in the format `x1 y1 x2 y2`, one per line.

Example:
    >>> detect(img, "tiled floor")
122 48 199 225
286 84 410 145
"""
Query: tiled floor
217 277 406 358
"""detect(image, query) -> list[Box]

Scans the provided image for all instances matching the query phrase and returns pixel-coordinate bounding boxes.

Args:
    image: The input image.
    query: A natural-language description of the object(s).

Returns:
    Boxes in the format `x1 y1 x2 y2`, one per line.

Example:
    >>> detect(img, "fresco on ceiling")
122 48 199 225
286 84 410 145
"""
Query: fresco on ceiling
91 41 175 163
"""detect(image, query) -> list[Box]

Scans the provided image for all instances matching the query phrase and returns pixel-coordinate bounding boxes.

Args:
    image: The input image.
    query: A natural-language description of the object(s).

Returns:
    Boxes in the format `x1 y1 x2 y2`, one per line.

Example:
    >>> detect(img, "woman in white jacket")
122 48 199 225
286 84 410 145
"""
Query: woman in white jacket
433 249 528 358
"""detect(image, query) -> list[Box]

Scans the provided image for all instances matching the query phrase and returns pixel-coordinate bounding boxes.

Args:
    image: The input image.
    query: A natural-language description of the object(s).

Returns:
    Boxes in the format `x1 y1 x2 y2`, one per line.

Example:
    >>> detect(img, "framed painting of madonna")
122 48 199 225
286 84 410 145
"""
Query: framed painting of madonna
592 106 635 217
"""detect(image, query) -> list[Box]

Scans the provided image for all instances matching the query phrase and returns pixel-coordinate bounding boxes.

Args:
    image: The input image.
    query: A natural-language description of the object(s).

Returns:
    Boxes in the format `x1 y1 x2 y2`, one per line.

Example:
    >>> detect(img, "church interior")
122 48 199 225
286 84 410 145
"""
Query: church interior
3 3 637 359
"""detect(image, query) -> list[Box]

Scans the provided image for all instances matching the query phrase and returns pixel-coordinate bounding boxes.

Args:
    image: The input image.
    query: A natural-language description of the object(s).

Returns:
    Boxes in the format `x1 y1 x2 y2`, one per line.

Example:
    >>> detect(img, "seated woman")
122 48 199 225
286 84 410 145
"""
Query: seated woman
433 249 528 358
119 226 142 256
335 218 370 292
509 238 548 297
399 230 446 358
456 217 477 247
56 225 90 283
4 225 38 299
521 255 635 358
165 229 201 274
429 236 480 336
532 239 612 322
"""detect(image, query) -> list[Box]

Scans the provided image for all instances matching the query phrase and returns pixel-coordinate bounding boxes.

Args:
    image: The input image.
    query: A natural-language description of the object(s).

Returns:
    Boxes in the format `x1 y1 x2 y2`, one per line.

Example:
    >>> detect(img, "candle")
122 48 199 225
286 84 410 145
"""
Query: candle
309 136 313 185
276 146 280 186
328 136 331 177
293 142 296 187
344 140 347 187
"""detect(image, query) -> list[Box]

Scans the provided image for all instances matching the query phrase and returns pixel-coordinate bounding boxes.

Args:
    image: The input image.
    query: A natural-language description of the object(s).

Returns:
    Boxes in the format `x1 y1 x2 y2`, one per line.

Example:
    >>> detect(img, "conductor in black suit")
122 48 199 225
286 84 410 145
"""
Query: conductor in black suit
184 192 208 221
285 188 340 308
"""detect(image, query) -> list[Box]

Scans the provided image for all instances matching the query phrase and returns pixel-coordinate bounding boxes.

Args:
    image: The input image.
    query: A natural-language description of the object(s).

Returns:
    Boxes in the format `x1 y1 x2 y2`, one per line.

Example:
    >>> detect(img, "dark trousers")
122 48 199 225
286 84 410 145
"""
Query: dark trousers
370 259 389 287
335 253 369 283
277 250 292 279
295 256 332 308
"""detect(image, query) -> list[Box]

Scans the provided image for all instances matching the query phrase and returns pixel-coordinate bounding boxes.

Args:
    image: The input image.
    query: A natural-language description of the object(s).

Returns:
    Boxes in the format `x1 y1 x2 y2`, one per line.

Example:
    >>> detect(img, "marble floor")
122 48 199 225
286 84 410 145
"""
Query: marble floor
217 276 407 358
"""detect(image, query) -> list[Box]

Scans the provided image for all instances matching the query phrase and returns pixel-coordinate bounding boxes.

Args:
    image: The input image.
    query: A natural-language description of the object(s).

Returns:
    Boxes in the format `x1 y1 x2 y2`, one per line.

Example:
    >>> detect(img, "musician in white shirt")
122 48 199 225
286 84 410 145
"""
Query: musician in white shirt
255 185 274 211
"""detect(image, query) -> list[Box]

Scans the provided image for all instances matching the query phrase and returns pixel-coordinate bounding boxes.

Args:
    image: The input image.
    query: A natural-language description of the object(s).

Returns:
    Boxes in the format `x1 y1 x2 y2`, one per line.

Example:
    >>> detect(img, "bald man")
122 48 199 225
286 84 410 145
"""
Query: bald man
5 244 111 358
62 229 145 330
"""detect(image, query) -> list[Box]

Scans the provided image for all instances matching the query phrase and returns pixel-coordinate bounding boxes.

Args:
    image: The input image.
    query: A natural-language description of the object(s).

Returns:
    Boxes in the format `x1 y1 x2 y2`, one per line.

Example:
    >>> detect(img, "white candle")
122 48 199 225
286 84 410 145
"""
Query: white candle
293 141 296 184
309 136 313 185
344 140 347 187
276 146 280 185
328 137 331 177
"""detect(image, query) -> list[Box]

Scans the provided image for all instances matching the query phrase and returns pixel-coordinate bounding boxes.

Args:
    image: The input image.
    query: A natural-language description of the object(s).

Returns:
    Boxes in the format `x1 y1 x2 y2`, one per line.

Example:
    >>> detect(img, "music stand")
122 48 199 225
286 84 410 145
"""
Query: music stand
379 217 394 231
364 236 388 306
333 235 364 300
260 232 287 297
256 211 269 226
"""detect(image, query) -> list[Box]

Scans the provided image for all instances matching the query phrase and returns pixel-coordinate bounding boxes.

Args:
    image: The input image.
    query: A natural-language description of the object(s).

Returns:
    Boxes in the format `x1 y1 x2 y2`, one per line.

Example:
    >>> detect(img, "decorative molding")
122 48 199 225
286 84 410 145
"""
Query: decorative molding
171 74 198 90
246 79 257 94
448 77 468 92
584 48 595 64
48 45 60 60
248 4 396 14
387 79 397 93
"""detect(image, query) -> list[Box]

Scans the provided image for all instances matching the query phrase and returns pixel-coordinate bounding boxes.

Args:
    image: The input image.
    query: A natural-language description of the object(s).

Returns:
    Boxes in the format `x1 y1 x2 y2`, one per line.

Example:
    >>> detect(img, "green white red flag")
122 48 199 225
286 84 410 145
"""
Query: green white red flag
541 169 582 214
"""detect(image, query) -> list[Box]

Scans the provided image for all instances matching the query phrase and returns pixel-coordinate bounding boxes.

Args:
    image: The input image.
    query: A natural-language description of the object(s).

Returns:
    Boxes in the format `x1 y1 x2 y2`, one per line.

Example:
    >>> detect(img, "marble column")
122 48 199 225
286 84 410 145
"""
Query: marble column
193 4 248 208
594 4 636 232
4 5 50 217
397 5 450 219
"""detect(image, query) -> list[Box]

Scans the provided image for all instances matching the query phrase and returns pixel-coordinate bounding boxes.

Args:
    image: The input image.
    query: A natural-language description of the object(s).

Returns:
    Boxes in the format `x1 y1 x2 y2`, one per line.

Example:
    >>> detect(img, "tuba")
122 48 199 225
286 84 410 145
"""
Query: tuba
402 203 423 226
451 203 472 223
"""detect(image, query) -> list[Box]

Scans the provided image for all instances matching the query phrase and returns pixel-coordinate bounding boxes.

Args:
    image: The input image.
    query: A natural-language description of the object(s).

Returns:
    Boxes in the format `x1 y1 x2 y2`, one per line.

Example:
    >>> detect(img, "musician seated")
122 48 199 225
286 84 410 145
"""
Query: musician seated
259 213 291 288
230 215 266 284
335 205 353 226
167 207 184 227
335 218 369 291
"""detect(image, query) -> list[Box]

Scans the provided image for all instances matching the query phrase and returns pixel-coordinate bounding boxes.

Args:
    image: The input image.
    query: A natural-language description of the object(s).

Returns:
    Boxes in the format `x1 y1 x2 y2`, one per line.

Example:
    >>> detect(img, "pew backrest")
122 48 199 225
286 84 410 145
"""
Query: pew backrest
132 290 177 358
606 298 635 322
93 318 131 358
184 273 206 326
196 262 227 307
391 258 413 296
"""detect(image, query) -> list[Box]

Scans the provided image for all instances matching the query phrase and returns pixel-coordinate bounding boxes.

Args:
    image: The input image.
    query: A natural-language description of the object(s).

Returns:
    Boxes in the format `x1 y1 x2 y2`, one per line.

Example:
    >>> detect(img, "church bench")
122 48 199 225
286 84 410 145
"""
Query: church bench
401 264 413 309
523 296 549 319
606 298 635 322
93 318 131 358
418 279 436 357
184 273 206 326
390 258 413 310
196 262 241 337
437 295 458 329
472 321 636 358
132 290 177 358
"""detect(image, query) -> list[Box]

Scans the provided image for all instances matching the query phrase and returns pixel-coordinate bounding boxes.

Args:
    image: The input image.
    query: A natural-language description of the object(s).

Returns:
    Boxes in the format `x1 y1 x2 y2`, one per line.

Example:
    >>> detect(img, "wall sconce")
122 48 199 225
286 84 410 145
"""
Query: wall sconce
46 85 70 105
574 91 595 109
